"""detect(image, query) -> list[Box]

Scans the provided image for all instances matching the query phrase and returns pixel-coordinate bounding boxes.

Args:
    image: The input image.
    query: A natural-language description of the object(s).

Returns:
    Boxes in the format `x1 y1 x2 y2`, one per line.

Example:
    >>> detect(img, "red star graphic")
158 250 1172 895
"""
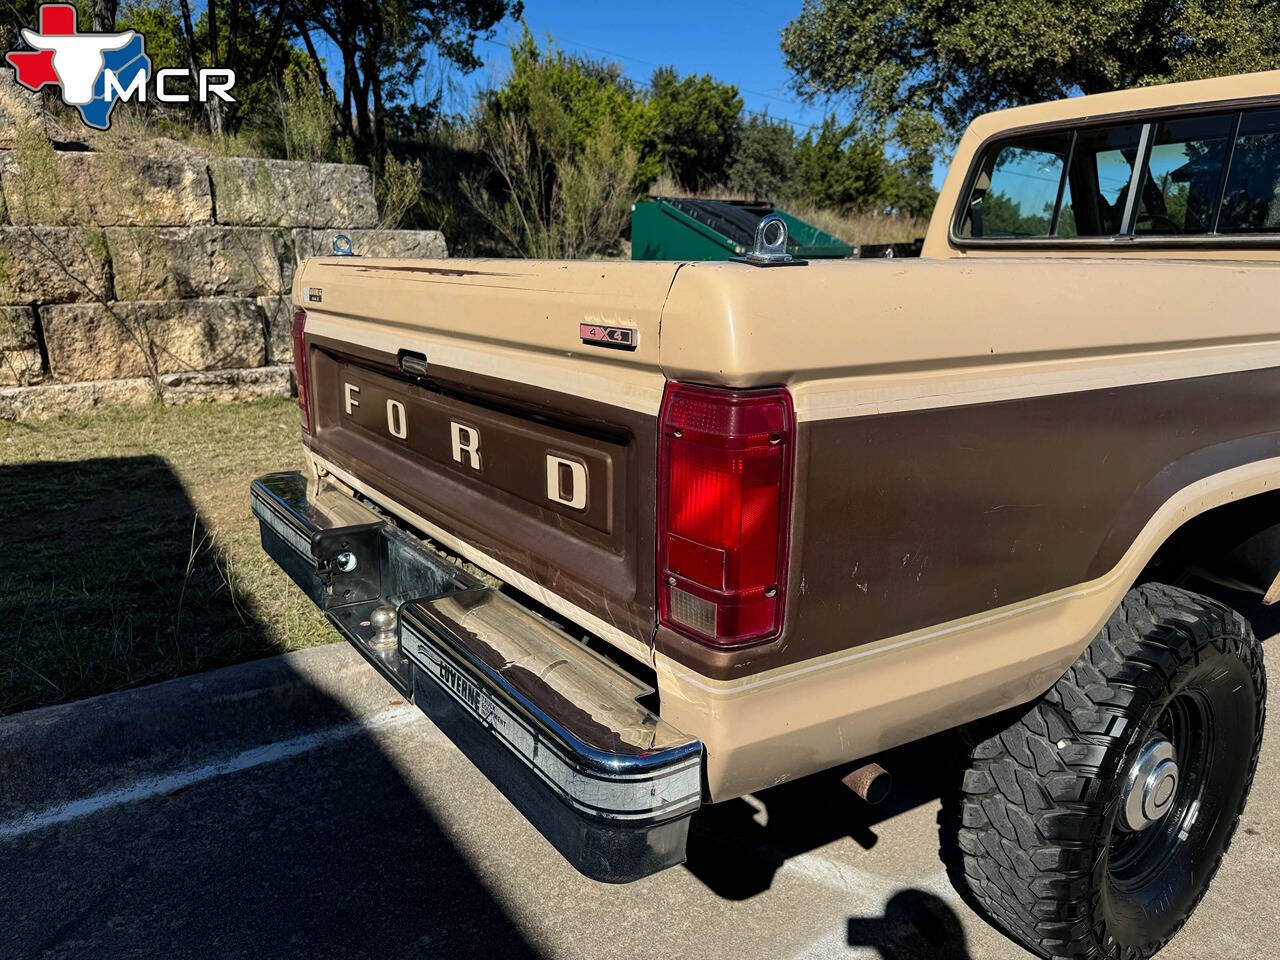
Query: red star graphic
5 4 78 92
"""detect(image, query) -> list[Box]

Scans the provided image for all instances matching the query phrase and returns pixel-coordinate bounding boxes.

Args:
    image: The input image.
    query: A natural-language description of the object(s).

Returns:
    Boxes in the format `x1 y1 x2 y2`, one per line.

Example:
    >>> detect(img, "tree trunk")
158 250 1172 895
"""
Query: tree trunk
369 19 386 176
295 24 348 139
206 0 219 64
227 0 241 76
176 0 222 137
91 0 117 31
347 51 374 165
371 69 386 177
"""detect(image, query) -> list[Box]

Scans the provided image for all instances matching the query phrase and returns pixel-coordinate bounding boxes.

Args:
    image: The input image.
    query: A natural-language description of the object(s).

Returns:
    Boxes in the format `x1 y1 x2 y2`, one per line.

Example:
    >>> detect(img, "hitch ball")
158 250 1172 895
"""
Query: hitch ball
368 605 398 649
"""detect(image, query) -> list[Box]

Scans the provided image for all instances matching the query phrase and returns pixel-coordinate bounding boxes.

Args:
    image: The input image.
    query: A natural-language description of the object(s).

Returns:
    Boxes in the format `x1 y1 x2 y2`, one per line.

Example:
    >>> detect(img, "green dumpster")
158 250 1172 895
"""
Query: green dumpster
631 197 853 261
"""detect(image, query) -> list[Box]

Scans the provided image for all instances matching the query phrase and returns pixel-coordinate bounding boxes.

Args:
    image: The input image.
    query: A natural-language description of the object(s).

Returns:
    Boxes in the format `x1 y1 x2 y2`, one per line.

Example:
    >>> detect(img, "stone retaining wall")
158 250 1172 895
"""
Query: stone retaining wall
0 116 448 420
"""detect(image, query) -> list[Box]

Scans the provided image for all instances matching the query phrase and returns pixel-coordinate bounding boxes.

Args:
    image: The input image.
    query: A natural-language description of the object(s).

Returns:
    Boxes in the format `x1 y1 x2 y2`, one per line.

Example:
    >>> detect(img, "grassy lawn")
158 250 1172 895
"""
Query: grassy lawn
0 399 333 715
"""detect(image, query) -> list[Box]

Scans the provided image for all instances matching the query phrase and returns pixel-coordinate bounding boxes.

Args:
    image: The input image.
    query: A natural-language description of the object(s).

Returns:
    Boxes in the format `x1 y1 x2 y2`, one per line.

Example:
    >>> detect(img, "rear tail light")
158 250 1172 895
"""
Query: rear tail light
658 382 795 648
292 308 312 434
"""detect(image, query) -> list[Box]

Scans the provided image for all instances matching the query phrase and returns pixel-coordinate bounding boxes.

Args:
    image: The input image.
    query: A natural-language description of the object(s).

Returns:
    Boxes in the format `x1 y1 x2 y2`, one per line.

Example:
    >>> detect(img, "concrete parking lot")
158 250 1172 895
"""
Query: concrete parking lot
1 635 1276 960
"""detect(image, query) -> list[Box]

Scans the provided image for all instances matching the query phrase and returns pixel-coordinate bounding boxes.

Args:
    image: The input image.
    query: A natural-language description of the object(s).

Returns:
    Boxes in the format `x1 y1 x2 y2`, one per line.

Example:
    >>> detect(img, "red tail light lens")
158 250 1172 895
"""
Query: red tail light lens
292 308 312 434
658 382 795 648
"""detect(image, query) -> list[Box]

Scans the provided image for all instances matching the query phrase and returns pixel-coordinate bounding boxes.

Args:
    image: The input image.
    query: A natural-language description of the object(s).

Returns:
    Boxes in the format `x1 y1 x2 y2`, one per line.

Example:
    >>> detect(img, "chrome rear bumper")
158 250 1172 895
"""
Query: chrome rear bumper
251 471 702 882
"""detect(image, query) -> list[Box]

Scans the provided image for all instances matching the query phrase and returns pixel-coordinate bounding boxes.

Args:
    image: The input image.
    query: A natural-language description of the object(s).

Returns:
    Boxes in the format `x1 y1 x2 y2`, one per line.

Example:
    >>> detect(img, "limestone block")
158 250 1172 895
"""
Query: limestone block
0 306 41 385
41 298 266 382
290 227 448 260
211 158 377 228
1 152 213 226
107 227 293 301
0 366 292 421
159 365 293 404
0 226 112 303
0 377 152 421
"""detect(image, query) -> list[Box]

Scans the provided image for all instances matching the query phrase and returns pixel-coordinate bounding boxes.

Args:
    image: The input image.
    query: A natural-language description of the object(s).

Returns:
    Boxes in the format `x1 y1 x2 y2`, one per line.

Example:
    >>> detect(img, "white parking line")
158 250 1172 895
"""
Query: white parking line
0 704 422 842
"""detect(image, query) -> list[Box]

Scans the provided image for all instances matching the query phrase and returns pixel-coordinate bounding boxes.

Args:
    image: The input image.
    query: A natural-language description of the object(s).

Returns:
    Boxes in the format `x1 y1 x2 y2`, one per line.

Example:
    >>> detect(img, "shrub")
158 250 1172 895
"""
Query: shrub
648 67 743 192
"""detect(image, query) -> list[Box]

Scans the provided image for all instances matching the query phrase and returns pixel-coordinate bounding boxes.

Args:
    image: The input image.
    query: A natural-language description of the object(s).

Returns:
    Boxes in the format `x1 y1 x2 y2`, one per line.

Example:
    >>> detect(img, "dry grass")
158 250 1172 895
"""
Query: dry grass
0 399 332 715
785 204 928 247
646 175 928 247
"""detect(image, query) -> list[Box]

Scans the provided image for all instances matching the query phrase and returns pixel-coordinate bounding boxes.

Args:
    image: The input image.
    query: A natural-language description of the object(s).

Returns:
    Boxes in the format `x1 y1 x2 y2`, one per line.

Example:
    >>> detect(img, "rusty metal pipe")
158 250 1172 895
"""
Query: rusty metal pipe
843 762 892 805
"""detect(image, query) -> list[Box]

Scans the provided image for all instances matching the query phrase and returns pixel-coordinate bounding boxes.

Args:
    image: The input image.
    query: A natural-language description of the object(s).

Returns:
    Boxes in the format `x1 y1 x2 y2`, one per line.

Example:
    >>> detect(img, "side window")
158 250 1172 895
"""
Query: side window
959 124 1143 240
960 132 1071 238
1135 114 1235 235
1064 124 1145 236
957 107 1280 242
1220 108 1280 233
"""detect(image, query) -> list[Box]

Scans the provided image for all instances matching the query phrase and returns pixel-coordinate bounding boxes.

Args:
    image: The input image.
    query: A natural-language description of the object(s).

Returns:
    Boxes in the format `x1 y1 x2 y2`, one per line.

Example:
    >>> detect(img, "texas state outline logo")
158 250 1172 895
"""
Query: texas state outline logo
5 3 151 131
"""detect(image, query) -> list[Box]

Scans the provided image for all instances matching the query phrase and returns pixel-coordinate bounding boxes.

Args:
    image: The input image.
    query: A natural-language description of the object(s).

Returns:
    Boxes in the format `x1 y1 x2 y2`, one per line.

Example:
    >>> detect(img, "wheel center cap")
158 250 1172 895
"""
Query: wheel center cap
1123 739 1179 832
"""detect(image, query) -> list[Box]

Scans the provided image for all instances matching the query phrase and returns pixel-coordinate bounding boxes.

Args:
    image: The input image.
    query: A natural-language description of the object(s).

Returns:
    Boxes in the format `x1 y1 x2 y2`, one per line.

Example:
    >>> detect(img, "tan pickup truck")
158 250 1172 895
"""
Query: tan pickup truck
253 71 1279 960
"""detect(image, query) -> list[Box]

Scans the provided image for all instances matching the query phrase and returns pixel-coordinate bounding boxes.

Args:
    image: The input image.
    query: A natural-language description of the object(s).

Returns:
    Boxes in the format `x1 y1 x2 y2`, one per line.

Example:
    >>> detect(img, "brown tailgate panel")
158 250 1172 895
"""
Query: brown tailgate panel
307 343 657 653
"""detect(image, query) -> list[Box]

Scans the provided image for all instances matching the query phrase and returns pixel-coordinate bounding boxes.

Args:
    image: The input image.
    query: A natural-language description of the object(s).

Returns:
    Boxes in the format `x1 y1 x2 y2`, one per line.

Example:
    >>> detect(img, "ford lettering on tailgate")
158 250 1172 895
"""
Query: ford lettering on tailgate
331 363 616 535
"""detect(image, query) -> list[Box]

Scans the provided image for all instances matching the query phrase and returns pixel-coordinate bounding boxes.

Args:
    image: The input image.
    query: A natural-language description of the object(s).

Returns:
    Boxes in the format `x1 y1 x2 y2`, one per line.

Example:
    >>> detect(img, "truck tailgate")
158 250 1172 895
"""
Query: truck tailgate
295 258 679 663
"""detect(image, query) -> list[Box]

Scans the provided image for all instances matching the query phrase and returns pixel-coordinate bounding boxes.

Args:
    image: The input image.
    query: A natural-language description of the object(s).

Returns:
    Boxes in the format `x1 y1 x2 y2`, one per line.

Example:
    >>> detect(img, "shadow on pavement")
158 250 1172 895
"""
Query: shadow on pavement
0 456 541 959
847 889 973 960
684 729 970 901
1 706 542 960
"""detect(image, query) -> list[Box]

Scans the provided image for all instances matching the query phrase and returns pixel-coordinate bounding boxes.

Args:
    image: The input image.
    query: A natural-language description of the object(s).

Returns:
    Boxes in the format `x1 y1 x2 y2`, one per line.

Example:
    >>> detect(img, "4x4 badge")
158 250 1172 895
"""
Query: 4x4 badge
580 323 637 351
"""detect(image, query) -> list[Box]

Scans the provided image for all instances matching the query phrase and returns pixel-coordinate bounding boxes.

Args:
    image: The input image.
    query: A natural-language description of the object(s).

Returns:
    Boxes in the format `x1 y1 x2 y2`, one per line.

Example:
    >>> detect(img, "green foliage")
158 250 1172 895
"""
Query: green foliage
648 66 743 191
793 116 887 209
488 27 657 188
979 192 1055 236
465 34 640 258
116 0 185 71
375 153 424 229
729 114 797 199
294 0 523 168
880 162 939 219
782 0 1280 158
274 62 347 163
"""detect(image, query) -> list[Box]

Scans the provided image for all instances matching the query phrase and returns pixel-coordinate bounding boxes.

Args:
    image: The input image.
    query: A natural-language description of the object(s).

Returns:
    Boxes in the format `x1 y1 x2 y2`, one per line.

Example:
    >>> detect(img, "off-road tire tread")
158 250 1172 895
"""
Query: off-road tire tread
956 583 1266 960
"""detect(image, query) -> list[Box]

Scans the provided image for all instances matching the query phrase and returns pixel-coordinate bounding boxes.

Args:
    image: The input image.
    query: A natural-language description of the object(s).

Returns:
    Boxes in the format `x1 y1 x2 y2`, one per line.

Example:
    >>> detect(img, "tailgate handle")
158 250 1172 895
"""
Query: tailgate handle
399 351 429 377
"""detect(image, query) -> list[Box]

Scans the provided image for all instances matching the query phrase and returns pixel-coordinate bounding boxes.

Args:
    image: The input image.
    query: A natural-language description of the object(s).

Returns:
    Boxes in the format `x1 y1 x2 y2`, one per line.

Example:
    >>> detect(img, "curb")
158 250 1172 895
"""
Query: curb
0 641 406 821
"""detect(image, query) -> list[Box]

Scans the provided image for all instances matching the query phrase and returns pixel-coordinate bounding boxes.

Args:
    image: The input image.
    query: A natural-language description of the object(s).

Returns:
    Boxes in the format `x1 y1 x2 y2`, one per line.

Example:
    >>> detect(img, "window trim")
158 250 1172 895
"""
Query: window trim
1117 122 1153 236
949 95 1280 251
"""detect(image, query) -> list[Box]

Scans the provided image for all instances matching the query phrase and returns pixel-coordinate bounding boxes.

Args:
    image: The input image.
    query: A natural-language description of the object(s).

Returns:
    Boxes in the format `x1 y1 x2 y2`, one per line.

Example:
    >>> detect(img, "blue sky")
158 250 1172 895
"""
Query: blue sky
482 1 834 138
308 0 956 185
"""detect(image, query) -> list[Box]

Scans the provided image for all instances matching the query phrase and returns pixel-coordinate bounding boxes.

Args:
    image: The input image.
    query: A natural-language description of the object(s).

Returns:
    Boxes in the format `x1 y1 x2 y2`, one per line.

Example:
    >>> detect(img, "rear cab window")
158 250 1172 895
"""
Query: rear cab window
1221 108 1280 232
956 102 1280 246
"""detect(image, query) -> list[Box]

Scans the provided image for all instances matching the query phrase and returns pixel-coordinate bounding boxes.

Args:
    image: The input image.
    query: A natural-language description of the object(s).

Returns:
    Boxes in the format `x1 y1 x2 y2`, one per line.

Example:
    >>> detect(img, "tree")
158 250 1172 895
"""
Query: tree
1 1 51 51
464 28 643 257
793 116 888 210
781 0 1280 158
486 28 657 185
91 0 117 31
105 0 299 138
729 114 797 200
647 66 742 191
292 0 522 171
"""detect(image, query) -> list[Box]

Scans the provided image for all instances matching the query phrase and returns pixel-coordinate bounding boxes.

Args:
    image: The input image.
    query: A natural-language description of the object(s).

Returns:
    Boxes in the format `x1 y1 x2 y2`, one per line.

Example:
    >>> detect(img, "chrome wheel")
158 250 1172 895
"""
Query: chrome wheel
1120 738 1179 832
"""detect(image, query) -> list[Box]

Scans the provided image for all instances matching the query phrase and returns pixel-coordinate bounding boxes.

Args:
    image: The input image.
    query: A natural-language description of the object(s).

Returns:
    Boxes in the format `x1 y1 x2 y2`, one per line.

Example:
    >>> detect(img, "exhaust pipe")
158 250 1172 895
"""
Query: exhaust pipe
843 762 892 805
